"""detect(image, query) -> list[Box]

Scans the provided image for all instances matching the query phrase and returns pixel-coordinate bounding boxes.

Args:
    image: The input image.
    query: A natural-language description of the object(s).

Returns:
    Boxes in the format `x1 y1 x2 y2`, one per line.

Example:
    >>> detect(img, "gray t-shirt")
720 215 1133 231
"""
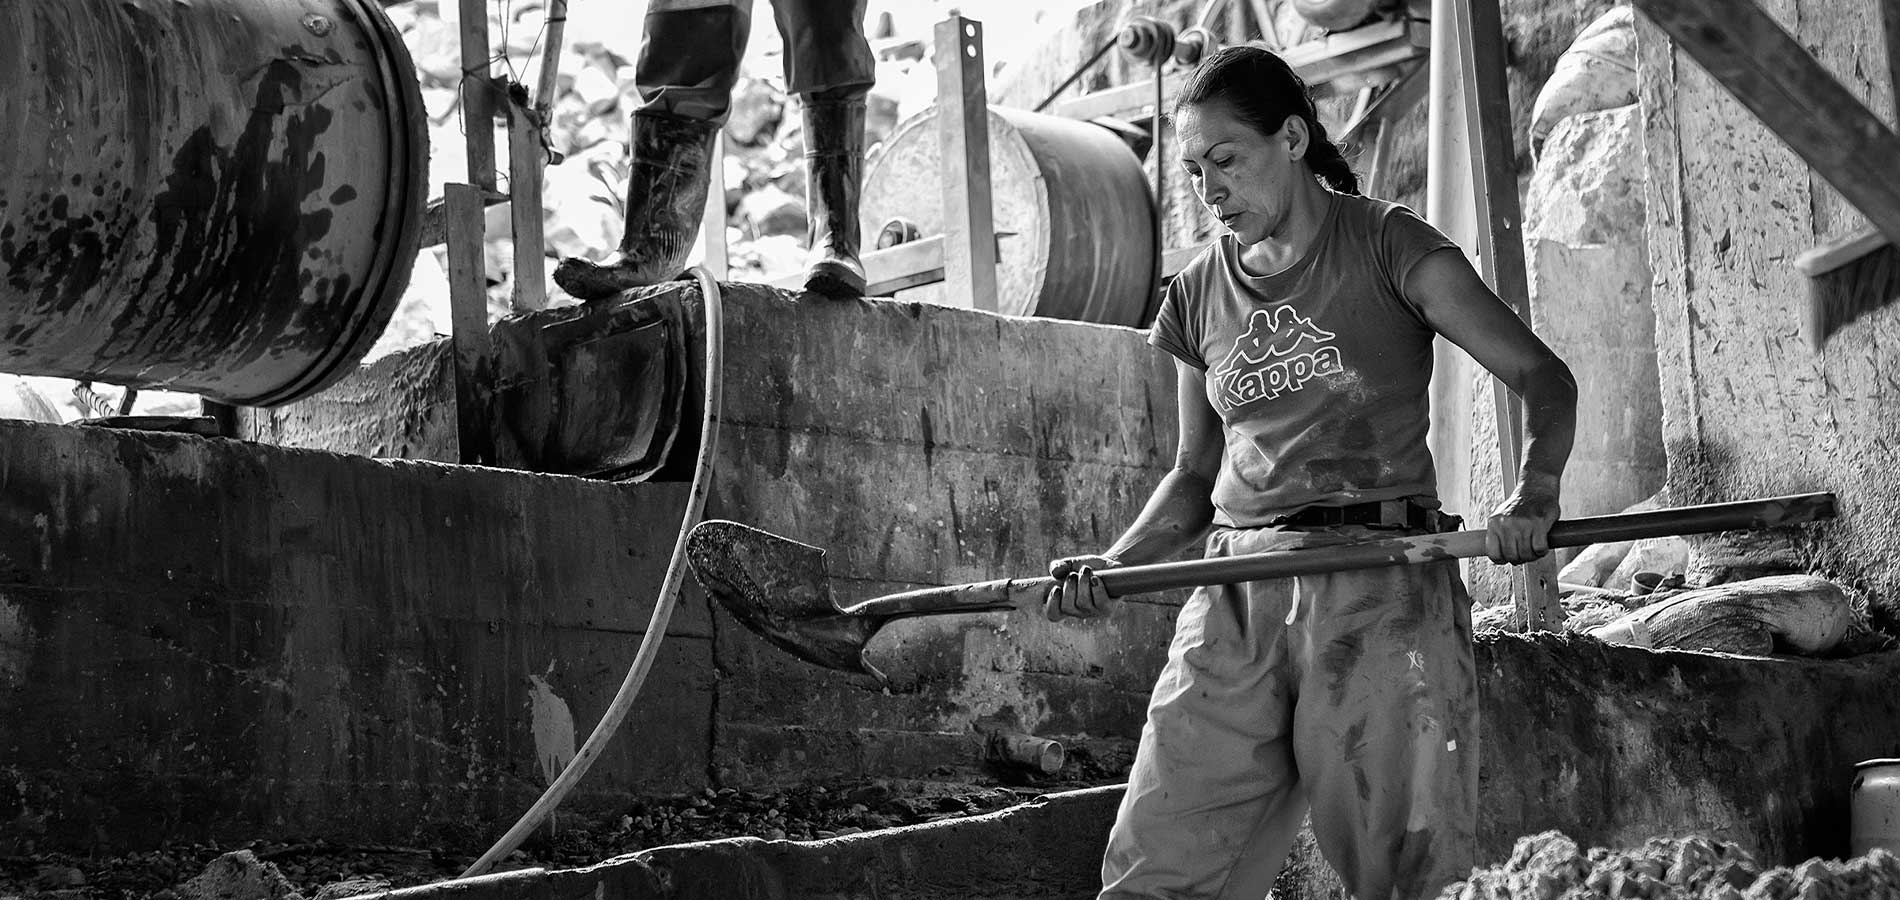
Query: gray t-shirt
1149 192 1460 527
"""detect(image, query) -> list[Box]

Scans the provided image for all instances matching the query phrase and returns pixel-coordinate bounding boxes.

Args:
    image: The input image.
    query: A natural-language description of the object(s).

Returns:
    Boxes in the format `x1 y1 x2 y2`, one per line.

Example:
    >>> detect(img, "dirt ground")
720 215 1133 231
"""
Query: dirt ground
0 765 1130 900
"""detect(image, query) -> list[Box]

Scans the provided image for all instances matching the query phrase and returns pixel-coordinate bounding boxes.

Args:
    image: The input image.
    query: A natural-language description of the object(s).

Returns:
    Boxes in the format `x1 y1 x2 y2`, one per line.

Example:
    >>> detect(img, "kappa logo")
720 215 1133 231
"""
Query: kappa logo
1212 305 1344 410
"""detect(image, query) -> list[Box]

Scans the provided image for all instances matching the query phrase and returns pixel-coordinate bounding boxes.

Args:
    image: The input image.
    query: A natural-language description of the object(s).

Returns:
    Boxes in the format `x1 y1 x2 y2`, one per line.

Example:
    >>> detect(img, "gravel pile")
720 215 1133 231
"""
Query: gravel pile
1442 831 1900 900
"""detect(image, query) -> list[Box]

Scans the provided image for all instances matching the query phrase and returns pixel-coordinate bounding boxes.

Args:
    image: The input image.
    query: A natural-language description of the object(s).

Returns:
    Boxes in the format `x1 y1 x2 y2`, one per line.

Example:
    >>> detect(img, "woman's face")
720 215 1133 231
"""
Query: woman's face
1174 97 1309 246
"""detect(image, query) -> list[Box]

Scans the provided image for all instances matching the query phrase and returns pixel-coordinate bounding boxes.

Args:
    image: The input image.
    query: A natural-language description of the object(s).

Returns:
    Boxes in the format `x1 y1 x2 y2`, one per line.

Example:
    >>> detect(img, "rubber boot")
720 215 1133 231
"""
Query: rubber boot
553 113 718 301
800 92 867 299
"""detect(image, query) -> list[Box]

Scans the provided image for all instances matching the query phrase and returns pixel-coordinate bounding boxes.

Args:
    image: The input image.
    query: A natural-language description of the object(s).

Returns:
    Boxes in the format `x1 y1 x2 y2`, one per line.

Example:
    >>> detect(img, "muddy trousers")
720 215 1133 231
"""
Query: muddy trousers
1100 525 1479 900
633 0 874 123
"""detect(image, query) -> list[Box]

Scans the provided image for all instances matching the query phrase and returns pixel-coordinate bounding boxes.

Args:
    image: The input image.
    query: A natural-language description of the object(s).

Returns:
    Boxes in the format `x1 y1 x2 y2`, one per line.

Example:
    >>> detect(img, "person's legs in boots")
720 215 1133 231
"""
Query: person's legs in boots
1290 546 1479 900
772 0 874 297
552 0 748 299
1100 528 1313 900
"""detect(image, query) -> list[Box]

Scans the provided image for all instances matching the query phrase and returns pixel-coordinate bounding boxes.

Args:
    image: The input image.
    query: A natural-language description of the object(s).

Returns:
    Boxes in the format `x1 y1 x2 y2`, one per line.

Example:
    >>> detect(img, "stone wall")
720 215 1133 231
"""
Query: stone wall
1638 0 1900 628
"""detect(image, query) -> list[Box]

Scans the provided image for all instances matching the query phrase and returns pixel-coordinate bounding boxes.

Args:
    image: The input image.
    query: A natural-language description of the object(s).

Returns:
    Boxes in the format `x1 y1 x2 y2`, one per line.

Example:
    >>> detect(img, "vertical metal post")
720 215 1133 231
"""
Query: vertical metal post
445 183 494 464
934 15 999 312
458 0 498 192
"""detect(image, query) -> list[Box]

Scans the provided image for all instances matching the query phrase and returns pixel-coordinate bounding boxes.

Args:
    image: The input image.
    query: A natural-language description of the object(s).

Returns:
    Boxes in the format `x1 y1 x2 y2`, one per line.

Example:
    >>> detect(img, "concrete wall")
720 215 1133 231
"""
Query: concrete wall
0 283 1183 851
315 637 1900 900
1639 0 1900 629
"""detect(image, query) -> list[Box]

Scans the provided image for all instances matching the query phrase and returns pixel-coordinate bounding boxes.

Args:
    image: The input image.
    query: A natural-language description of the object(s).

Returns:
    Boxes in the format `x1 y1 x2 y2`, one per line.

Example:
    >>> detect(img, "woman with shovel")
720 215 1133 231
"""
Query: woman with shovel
1044 45 1577 900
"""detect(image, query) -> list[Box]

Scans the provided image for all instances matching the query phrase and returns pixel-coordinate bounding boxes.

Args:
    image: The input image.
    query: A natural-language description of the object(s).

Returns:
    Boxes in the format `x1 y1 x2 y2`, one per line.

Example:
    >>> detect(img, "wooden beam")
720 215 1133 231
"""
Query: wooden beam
1631 0 1900 243
1053 20 1420 121
772 235 947 296
700 132 729 280
1340 61 1428 145
444 184 494 465
457 0 497 193
1459 0 1565 626
506 95 548 312
935 16 999 312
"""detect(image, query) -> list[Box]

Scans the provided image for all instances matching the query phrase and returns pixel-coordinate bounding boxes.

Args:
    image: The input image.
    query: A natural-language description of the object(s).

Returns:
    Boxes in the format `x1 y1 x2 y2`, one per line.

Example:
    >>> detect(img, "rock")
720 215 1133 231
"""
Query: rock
1529 5 1638 157
0 375 63 424
725 77 786 148
738 186 808 239
310 877 390 900
1528 105 1647 247
33 865 85 889
173 850 304 900
402 14 464 86
573 63 622 116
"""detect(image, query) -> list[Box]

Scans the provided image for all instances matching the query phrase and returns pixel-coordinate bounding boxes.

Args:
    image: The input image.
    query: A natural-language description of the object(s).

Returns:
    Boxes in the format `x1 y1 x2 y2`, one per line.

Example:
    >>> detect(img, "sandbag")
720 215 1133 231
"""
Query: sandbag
1587 574 1853 656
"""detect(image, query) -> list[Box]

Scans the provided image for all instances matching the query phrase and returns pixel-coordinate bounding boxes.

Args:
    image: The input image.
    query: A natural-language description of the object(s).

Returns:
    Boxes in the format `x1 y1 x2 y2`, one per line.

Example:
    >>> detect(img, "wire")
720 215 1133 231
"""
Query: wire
457 268 726 879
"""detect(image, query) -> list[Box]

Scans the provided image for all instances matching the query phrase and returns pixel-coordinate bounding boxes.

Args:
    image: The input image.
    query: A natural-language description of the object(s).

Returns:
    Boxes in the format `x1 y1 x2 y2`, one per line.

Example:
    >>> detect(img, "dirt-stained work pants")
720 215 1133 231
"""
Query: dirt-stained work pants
633 0 874 123
1100 524 1479 900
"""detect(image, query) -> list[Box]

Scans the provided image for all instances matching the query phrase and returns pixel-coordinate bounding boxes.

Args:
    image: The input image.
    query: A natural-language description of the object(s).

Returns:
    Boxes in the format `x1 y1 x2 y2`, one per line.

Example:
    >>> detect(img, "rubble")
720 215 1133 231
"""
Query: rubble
0 774 1124 900
1441 831 1900 900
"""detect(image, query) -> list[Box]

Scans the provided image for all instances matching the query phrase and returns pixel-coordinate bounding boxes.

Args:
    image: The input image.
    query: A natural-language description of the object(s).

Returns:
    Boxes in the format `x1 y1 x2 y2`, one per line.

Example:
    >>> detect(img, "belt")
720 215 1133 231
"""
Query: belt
1268 498 1461 532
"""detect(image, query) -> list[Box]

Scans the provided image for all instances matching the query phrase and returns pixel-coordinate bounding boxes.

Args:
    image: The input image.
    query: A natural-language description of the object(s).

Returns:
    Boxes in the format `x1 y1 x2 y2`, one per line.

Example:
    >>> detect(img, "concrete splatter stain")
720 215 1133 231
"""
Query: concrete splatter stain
0 594 28 692
527 671 577 786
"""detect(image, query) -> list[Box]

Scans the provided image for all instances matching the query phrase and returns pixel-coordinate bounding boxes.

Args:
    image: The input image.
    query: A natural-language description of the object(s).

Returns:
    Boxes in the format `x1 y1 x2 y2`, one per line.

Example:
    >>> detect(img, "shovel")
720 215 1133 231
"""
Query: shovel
686 492 1836 682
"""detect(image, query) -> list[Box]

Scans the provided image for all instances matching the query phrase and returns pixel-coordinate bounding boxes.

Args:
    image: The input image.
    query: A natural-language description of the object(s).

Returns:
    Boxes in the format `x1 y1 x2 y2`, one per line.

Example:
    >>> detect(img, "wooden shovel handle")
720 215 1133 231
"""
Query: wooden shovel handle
840 493 1836 620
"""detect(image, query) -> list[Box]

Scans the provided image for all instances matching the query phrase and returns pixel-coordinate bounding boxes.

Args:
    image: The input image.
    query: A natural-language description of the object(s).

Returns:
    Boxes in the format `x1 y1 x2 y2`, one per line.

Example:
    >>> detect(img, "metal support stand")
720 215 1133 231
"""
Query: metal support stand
934 15 999 312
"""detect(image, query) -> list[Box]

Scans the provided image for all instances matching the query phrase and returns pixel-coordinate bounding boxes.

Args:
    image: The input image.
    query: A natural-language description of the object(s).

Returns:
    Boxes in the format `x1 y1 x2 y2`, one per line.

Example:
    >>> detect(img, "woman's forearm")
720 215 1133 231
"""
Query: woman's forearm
1518 357 1578 494
1102 467 1218 566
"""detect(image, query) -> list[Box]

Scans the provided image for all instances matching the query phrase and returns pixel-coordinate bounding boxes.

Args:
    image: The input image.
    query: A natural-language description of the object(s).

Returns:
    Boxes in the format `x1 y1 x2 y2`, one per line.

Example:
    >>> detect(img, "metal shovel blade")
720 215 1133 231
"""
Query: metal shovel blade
685 520 887 677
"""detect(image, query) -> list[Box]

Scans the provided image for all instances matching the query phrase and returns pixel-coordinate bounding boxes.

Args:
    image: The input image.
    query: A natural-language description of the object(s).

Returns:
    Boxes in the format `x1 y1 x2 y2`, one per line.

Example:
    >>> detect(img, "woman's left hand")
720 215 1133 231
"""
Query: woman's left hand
1486 474 1561 564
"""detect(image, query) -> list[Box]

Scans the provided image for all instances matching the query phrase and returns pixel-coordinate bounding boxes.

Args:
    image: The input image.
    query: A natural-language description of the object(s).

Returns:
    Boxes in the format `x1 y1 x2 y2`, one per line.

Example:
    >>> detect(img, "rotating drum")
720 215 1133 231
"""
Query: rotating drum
0 0 427 406
860 105 1159 327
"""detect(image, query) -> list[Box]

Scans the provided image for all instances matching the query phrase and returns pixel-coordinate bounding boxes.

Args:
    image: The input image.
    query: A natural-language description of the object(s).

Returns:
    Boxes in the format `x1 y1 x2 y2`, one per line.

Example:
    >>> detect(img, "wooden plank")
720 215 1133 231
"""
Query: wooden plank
1453 0 1563 628
935 16 999 312
1052 20 1419 121
457 0 497 192
418 190 509 250
506 98 548 312
1630 0 1900 243
444 183 494 465
701 132 729 279
1340 61 1428 144
772 236 946 296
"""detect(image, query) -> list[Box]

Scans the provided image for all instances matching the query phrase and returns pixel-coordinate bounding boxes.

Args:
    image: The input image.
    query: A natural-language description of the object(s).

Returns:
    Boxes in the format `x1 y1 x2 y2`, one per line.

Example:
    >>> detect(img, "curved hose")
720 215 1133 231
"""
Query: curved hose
460 268 725 878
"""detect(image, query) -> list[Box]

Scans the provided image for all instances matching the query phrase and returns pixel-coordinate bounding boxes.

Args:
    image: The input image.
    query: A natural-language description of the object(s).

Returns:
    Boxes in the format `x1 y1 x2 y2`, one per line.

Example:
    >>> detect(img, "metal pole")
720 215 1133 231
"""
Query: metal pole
934 15 999 312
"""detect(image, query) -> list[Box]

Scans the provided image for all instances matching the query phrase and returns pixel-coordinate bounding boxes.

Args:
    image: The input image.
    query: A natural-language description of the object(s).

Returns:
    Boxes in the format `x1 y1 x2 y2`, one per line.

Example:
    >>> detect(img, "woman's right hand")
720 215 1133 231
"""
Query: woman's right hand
1043 554 1123 621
